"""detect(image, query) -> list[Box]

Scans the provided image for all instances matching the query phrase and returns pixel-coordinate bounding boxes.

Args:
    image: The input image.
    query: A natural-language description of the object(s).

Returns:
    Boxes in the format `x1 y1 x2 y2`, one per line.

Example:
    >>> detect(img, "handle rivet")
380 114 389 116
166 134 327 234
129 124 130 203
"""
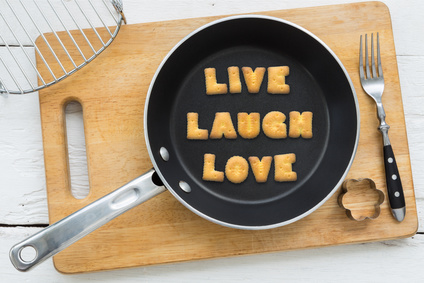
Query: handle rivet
391 174 397 180
178 181 191 193
159 147 170 161
394 191 400 197
388 157 393 163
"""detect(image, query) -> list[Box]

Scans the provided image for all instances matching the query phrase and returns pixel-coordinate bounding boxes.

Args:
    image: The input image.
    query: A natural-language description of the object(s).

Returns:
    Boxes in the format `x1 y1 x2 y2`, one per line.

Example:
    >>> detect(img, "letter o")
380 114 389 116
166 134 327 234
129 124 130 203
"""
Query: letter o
225 156 249 184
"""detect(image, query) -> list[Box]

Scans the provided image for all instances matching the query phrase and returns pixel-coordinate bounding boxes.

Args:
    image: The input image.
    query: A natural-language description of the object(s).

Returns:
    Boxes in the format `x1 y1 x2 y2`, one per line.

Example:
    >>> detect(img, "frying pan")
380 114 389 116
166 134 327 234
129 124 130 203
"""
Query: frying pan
10 15 359 271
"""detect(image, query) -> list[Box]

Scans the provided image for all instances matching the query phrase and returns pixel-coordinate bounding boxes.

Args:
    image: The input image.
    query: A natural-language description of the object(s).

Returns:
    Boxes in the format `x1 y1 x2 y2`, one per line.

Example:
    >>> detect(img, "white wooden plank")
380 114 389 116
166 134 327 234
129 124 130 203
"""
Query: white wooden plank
2 226 424 282
121 0 423 57
0 0 121 46
385 0 424 56
0 47 38 93
397 54 424 230
0 89 48 224
0 0 423 281
122 0 358 24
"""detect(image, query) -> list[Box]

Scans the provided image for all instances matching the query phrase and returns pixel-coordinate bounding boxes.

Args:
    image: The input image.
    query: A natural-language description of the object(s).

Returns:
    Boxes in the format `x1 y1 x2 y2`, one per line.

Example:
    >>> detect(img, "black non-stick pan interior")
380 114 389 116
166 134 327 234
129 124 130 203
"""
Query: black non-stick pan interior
145 16 359 229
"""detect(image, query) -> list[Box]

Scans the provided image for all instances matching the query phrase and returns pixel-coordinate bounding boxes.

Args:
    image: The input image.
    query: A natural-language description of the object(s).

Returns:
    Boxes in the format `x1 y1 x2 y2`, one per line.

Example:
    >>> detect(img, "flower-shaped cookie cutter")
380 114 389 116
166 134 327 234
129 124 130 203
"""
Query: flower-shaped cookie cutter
338 178 385 221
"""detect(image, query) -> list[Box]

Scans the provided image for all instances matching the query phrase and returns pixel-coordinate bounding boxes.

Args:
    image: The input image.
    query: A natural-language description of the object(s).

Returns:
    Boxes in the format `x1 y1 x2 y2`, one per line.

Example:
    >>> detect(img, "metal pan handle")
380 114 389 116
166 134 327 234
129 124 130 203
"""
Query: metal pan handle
10 169 166 272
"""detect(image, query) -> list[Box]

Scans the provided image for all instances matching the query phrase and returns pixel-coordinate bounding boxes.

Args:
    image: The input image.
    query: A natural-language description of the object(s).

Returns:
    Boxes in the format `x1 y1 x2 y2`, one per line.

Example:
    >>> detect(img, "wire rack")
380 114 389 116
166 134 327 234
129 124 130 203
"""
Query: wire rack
0 0 126 95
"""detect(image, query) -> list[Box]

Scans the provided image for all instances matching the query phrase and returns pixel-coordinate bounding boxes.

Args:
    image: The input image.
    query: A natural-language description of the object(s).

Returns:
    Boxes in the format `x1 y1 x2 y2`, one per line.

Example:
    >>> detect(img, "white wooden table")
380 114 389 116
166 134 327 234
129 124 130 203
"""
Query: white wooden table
1 0 423 281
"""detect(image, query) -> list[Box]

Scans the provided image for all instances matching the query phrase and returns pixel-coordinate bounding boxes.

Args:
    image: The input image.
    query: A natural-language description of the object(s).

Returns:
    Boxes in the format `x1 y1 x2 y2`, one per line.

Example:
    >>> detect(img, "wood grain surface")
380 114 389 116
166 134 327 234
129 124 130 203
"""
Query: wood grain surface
37 1 418 273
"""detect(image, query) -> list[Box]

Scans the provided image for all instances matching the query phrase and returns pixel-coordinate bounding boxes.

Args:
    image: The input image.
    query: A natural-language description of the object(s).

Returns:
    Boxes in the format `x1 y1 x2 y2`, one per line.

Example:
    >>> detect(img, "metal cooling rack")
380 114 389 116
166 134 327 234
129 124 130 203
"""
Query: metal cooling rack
0 0 126 95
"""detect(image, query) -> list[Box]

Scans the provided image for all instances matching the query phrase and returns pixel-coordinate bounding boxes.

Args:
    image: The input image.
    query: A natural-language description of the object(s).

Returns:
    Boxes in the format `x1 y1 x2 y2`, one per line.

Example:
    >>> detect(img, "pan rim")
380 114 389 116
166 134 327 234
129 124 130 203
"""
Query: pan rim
144 14 360 230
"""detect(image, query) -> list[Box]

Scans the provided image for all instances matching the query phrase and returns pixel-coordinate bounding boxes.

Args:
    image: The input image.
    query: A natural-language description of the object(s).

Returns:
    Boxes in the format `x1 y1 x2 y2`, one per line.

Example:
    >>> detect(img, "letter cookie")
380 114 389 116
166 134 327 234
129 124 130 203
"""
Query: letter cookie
242 67 266 93
274 153 297 182
262 111 287 139
187 112 208 140
267 66 290 94
227 66 242 93
203 154 224 182
248 156 272 183
204 67 228 95
225 156 249 184
210 112 237 139
289 111 313 138
237 112 260 139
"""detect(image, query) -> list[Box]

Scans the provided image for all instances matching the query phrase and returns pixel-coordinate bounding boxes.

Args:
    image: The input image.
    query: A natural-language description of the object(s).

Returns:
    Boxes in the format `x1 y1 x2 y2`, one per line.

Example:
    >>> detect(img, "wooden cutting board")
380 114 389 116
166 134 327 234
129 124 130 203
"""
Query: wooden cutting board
38 1 418 274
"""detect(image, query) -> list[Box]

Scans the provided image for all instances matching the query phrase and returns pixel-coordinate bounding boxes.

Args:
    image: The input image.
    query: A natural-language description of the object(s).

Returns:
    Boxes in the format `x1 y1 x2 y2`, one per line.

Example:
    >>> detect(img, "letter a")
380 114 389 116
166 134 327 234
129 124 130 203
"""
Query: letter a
210 112 237 139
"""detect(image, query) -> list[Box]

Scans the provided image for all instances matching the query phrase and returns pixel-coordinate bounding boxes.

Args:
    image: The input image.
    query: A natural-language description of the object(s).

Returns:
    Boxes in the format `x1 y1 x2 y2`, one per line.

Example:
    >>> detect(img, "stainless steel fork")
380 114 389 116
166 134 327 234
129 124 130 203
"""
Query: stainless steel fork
359 33 405 222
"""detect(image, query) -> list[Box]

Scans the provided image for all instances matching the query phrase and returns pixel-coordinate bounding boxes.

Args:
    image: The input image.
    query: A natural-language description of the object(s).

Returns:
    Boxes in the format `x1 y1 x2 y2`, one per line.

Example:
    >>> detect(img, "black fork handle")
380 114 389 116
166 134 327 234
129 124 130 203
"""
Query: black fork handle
383 145 405 208
383 144 406 221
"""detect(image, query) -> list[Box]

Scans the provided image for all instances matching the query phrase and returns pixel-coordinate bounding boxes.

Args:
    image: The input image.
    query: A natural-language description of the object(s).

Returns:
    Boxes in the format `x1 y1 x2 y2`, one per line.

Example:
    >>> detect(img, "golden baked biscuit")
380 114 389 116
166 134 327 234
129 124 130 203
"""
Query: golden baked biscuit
225 156 249 183
248 156 272 183
227 66 242 93
204 68 228 95
267 66 290 94
262 111 287 139
274 153 297 182
210 112 237 139
202 154 224 182
241 67 265 93
237 112 260 139
187 112 208 140
289 111 313 138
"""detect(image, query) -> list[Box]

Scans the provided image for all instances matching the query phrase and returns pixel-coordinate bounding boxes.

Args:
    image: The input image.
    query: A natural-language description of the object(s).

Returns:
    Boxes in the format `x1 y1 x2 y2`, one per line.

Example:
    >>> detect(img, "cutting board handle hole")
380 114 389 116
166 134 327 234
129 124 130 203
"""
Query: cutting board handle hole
65 101 90 199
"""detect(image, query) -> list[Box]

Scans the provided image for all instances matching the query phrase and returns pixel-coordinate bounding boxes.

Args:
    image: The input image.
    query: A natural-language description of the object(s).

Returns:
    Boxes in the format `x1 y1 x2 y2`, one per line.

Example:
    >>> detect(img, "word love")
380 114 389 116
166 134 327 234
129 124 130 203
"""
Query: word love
205 66 290 95
203 153 297 184
187 111 313 140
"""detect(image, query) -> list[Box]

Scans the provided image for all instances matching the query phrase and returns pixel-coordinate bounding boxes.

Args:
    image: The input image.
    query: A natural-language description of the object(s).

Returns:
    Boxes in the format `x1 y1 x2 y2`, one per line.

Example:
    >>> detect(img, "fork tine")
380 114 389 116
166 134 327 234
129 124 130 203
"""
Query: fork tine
365 34 371 79
377 32 383 77
359 35 364 79
371 34 377 78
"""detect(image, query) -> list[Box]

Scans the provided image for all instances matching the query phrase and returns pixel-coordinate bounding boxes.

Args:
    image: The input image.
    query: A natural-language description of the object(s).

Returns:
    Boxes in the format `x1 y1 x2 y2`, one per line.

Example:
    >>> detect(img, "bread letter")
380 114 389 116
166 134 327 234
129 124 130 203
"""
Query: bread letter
187 112 208 140
225 156 249 184
242 67 265 93
262 111 287 139
205 68 228 95
203 154 224 182
210 112 237 139
274 154 297 182
288 111 313 138
237 112 260 139
267 66 290 94
227 66 242 93
248 156 272 183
